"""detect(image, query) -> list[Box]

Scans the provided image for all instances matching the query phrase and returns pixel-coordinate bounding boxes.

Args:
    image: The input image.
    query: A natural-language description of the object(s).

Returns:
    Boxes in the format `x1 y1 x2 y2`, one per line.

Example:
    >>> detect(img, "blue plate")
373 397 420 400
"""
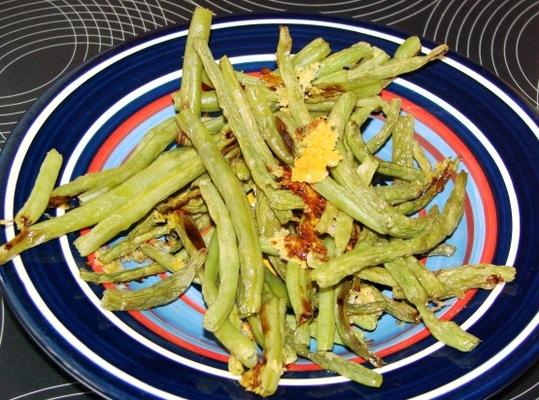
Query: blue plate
0 15 537 400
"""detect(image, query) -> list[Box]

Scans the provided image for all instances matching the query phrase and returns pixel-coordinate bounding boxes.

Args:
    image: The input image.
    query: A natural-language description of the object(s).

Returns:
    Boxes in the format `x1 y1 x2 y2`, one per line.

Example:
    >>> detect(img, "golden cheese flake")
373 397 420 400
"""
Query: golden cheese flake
296 61 320 92
291 118 342 183
269 228 306 266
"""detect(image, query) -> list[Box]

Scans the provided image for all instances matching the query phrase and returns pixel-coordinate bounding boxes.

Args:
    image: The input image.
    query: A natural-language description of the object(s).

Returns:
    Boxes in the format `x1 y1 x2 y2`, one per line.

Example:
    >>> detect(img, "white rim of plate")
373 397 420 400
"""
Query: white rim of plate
2 18 538 400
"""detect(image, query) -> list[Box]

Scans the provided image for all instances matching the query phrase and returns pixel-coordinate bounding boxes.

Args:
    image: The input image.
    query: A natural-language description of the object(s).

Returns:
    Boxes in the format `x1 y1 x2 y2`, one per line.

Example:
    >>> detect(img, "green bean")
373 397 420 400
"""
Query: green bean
294 320 312 348
73 149 205 256
316 286 336 352
404 256 446 300
316 234 336 352
289 322 378 386
274 110 300 153
375 180 424 204
254 190 289 281
385 297 420 323
382 251 479 351
394 36 422 60
230 157 250 182
201 115 227 135
413 139 433 176
333 210 353 255
392 114 414 189
254 190 281 238
353 44 448 81
276 26 311 127
169 211 206 257
312 173 466 287
428 243 456 257
268 190 304 211
202 232 219 304
140 243 186 273
202 235 258 368
219 58 280 172
199 178 240 332
392 115 415 184
126 211 159 239
348 47 391 79
316 201 338 234
216 319 259 369
394 158 458 215
235 70 266 86
80 262 166 284
101 250 205 310
355 227 381 247
177 109 264 316
15 149 62 229
291 37 332 68
366 98 401 153
384 258 427 305
355 157 379 185
175 7 212 116
312 69 347 86
194 39 279 198
246 313 265 348
313 177 387 232
351 81 386 98
347 301 387 316
97 225 170 264
156 187 201 215
317 42 371 78
240 296 285 397
317 169 426 238
416 302 479 352
349 107 375 135
0 148 197 264
356 96 388 112
351 314 378 331
310 351 383 388
264 268 290 306
348 283 383 331
334 280 384 367
324 93 427 238
327 90 356 153
245 85 294 165
436 264 516 298
200 90 221 112
356 266 398 288
179 197 208 215
271 37 332 80
173 90 223 113
52 118 179 199
346 120 425 183
286 261 313 324
304 99 335 112
347 290 419 324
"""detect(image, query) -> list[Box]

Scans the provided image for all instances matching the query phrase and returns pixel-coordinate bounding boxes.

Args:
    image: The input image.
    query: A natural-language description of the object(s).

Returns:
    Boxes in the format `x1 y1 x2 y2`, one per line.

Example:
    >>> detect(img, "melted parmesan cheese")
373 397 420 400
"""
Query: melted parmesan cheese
270 228 305 266
291 118 341 183
296 61 320 92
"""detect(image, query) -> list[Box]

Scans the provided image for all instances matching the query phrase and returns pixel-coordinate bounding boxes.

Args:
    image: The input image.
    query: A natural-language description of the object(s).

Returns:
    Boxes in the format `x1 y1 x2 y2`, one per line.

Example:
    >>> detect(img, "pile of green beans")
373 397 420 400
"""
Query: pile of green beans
0 6 517 397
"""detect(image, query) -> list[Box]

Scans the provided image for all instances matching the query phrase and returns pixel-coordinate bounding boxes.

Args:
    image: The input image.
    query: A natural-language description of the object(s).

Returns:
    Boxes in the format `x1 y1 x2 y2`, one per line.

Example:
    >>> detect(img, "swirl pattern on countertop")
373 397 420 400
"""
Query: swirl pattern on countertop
423 0 539 108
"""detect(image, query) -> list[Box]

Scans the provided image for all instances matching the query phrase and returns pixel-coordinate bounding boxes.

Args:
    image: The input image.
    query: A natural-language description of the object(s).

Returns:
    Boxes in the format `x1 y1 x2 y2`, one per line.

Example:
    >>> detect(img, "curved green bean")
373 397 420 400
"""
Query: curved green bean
199 178 240 332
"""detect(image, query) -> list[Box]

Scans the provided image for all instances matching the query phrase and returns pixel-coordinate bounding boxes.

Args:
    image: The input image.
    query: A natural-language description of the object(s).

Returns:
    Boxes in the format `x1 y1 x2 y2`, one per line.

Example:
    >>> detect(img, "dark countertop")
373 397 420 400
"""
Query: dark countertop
0 1 537 399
